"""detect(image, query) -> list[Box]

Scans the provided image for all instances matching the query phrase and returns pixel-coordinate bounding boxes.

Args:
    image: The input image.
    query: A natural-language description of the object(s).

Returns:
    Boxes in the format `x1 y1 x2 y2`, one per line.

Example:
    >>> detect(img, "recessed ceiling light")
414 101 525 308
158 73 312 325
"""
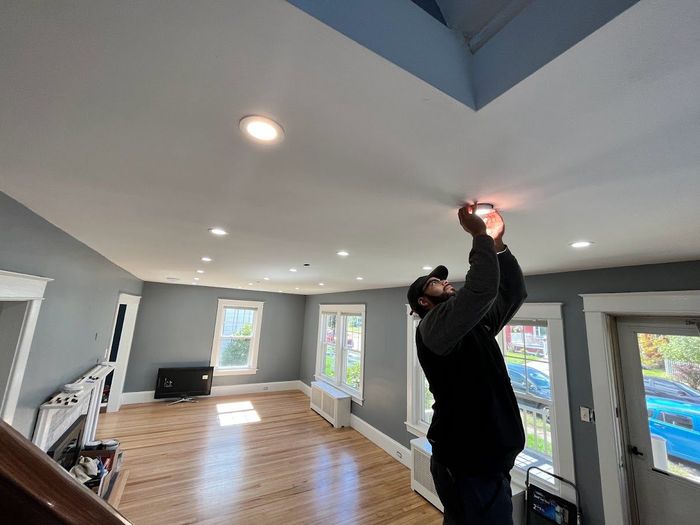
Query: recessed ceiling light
474 203 495 217
570 241 593 248
201 256 212 262
295 287 300 290
356 277 364 280
336 251 349 257
248 282 253 286
318 282 325 286
277 290 282 293
263 277 270 281
289 268 297 272
196 269 205 274
422 266 433 271
208 227 228 236
194 277 200 281
239 115 284 144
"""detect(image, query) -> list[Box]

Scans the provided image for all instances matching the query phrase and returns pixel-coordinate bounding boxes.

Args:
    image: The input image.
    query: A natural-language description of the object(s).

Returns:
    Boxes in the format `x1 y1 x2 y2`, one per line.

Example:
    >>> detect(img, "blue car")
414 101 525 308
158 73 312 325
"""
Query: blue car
506 363 551 406
646 396 700 466
643 376 700 403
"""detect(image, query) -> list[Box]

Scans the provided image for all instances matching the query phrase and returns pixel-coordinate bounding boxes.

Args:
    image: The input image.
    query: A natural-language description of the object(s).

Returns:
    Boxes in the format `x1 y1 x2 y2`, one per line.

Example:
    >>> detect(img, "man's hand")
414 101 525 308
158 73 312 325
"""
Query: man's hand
484 210 506 251
458 205 487 237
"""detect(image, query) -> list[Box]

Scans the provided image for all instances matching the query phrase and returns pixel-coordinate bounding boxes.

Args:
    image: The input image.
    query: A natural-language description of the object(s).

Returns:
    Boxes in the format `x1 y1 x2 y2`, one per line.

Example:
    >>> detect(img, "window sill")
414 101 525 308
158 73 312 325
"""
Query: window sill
314 375 363 405
510 465 561 498
405 421 429 437
213 368 258 376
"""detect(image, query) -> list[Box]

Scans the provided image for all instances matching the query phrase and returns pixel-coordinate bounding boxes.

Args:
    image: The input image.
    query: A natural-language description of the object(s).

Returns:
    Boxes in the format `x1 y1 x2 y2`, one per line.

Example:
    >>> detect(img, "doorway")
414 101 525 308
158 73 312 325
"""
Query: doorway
102 293 141 412
0 301 29 415
616 318 700 525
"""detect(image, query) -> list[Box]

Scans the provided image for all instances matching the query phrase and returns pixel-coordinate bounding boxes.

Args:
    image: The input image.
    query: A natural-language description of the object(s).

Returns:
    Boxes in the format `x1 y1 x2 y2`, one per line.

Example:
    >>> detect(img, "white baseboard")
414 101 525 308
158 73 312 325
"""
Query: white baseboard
212 380 302 396
121 380 308 405
121 390 156 404
350 414 412 468
297 380 311 397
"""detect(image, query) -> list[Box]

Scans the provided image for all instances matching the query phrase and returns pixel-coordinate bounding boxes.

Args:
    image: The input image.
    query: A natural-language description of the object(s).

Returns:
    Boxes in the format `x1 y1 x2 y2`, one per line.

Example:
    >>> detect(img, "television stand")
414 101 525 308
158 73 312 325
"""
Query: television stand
168 395 198 405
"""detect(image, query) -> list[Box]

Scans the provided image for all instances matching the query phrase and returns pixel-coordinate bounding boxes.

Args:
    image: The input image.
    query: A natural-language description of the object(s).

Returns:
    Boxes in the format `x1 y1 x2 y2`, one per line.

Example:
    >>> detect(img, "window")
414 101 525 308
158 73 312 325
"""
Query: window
406 302 574 498
660 412 693 430
210 299 264 375
406 306 435 436
497 304 574 497
315 304 366 403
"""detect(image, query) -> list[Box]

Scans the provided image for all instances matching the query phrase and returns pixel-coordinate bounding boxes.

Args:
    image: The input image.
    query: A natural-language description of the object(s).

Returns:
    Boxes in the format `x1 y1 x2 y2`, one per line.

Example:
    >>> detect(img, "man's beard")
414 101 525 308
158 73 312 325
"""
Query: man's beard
429 290 454 306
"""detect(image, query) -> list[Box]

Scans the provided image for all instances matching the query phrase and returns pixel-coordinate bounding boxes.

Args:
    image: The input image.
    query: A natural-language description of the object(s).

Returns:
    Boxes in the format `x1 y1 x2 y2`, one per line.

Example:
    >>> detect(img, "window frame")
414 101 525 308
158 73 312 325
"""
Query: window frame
210 298 264 376
500 303 575 500
314 304 366 404
405 304 432 436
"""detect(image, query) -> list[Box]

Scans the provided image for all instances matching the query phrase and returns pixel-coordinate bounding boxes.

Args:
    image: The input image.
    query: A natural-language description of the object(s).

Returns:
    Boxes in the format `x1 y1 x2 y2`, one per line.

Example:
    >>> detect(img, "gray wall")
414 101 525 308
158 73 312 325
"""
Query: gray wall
125 282 307 392
0 192 143 437
300 258 700 525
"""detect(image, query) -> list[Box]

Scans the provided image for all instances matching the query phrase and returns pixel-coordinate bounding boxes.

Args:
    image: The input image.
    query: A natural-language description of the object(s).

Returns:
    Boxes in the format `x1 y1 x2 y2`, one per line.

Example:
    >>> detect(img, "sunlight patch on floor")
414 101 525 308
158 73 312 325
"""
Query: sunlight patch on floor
216 400 260 426
216 401 254 413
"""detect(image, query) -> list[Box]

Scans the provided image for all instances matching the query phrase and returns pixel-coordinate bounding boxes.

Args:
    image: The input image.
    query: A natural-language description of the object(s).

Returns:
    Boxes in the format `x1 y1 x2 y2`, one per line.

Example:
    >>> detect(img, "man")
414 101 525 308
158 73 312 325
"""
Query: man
407 204 527 525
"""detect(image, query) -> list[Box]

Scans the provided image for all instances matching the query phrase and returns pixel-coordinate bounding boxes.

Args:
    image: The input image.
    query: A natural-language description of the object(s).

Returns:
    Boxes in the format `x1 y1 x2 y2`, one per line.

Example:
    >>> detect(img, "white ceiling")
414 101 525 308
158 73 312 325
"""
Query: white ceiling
1 0 699 295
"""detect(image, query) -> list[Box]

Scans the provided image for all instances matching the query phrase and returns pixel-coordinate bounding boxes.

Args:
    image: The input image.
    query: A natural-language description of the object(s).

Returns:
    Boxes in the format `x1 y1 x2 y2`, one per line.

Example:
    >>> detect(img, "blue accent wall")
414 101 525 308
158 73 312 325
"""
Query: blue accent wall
289 0 641 109
473 0 639 107
288 0 476 109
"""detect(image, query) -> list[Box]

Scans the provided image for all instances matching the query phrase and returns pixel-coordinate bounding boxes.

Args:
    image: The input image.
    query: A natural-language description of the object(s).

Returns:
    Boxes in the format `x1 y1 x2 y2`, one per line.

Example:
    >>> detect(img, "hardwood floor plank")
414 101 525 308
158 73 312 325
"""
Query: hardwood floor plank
97 391 441 524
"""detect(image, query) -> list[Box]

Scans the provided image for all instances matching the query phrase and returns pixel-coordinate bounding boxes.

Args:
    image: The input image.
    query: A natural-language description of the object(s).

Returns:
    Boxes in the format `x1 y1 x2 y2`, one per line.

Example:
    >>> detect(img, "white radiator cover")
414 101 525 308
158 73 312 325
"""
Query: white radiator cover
310 381 350 428
410 437 526 524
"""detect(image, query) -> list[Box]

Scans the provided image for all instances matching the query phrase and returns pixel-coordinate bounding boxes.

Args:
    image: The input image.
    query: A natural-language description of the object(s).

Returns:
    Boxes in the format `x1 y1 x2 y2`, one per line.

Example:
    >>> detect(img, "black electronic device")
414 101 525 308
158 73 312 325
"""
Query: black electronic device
526 467 581 525
154 366 213 404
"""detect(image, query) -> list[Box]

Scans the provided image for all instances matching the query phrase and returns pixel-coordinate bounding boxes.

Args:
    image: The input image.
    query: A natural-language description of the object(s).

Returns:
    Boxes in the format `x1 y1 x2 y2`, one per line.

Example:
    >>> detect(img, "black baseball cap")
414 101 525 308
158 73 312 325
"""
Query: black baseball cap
407 265 448 316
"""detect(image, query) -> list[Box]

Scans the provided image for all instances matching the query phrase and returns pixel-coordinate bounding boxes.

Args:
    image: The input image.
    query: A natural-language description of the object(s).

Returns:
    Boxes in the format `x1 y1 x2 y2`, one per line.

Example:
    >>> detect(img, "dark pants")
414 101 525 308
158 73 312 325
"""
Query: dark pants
430 456 513 525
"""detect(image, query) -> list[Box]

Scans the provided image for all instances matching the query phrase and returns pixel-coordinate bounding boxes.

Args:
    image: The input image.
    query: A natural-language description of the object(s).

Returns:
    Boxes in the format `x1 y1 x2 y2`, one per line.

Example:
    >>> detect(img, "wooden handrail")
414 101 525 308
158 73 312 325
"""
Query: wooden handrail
0 419 132 524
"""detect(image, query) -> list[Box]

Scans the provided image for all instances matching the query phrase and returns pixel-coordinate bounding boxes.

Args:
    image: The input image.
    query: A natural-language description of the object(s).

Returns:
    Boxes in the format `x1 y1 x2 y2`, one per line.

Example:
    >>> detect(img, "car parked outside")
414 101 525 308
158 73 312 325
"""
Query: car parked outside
646 396 700 466
643 376 700 404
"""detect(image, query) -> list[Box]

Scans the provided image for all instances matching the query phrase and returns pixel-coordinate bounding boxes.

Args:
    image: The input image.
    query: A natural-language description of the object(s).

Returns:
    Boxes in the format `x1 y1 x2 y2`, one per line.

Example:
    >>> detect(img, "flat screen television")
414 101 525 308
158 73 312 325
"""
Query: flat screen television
154 366 214 402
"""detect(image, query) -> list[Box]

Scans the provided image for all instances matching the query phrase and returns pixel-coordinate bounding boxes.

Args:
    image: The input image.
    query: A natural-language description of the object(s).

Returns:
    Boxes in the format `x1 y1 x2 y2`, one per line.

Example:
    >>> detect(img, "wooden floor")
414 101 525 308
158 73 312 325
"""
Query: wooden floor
97 391 442 525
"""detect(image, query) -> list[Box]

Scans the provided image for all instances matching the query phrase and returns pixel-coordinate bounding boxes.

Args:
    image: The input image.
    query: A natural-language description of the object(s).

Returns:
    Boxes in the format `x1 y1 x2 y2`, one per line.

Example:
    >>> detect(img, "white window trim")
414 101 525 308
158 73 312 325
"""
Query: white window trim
405 301 575 502
405 304 430 437
582 290 700 525
314 303 366 405
506 303 575 504
210 298 264 376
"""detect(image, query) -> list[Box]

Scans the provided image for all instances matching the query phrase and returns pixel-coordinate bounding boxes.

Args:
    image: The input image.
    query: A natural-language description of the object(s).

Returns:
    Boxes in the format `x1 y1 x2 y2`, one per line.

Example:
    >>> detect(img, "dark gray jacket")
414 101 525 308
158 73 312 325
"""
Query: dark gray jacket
417 234 527 474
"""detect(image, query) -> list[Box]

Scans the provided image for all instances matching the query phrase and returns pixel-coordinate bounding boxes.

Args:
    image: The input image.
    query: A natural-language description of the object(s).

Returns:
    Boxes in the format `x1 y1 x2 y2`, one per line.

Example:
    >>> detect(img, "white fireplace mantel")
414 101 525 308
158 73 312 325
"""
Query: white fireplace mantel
32 363 114 452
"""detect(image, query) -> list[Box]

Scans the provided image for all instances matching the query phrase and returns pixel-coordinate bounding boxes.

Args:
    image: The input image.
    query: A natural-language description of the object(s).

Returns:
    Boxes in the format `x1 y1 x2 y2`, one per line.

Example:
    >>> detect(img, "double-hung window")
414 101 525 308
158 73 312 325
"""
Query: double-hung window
315 304 366 403
497 304 575 498
406 302 575 499
210 299 264 375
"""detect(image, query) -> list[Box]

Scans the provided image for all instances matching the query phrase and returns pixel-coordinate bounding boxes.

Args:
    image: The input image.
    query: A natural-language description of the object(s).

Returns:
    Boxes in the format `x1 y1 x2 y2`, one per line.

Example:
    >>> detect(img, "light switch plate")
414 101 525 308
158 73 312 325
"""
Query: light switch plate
580 406 594 423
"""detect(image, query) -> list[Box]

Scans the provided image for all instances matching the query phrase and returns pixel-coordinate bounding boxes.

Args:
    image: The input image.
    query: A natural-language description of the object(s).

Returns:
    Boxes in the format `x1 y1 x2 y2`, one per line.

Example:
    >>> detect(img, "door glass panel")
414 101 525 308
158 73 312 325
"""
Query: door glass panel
636 332 700 484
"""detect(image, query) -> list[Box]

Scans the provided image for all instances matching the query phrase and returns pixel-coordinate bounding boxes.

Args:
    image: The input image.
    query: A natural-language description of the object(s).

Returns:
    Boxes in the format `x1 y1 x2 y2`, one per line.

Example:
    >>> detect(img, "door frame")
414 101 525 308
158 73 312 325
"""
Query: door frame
106 293 141 412
582 290 700 525
0 270 52 425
